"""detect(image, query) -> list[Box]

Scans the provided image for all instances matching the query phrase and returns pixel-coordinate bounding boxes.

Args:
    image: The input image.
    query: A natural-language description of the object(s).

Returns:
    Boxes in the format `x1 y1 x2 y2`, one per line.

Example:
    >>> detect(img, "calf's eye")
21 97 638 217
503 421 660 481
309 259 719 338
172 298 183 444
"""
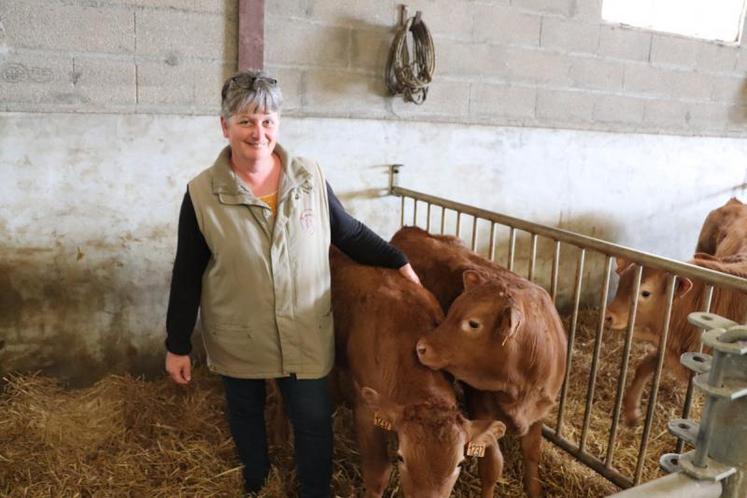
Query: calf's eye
468 320 480 329
641 290 651 298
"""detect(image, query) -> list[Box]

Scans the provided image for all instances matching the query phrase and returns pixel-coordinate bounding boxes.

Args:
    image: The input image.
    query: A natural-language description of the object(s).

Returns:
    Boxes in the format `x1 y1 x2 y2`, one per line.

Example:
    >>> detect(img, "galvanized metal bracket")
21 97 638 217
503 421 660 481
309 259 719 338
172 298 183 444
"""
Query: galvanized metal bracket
677 451 737 482
693 373 747 400
688 312 738 330
668 419 700 445
681 352 712 374
660 453 681 473
389 164 402 195
701 327 747 355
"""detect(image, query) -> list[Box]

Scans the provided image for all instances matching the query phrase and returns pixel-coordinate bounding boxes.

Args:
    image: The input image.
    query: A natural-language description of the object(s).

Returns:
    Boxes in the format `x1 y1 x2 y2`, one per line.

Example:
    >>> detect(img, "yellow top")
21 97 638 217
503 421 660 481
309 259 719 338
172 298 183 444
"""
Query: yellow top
258 191 278 216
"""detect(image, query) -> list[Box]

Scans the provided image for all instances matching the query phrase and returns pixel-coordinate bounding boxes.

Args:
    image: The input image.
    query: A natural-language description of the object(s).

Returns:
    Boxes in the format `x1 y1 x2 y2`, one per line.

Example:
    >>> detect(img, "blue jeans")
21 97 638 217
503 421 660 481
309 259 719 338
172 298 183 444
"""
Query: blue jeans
221 374 333 498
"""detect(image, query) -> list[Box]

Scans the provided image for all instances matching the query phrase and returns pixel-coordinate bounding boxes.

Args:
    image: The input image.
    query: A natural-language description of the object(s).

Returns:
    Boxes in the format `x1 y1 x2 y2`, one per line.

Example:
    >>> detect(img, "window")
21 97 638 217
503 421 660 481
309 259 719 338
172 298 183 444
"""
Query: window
602 0 747 43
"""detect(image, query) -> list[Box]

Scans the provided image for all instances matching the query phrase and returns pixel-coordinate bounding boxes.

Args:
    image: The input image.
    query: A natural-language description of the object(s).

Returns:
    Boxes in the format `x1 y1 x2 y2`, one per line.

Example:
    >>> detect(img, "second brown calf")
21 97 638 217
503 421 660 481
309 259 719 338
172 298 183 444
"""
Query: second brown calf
331 248 505 498
391 227 567 498
605 254 747 425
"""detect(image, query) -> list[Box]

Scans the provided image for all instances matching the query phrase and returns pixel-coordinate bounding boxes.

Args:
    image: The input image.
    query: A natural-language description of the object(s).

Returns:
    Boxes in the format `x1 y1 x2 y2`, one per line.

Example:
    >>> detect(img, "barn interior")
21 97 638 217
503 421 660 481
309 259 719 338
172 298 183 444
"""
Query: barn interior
2 0 747 497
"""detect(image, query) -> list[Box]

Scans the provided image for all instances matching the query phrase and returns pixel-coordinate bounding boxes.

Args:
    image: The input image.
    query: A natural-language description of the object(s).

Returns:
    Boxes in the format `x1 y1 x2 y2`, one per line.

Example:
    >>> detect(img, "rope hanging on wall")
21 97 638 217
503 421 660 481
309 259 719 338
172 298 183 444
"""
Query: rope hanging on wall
385 10 435 105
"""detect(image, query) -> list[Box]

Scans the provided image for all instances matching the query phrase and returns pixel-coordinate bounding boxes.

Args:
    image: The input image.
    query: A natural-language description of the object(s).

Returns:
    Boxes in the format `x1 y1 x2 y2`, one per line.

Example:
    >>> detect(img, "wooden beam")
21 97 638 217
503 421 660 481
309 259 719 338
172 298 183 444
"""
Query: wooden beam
238 0 264 71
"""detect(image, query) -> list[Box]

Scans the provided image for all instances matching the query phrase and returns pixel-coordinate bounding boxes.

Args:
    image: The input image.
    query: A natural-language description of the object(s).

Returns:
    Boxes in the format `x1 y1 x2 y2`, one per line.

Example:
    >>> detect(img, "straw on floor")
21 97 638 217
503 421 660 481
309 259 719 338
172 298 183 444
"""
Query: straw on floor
0 310 699 497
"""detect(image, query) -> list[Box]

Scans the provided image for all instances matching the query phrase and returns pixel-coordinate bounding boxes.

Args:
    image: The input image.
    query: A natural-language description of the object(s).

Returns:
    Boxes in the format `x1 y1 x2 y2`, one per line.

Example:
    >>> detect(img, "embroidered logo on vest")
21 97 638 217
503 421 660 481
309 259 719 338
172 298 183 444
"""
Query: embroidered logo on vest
300 209 315 233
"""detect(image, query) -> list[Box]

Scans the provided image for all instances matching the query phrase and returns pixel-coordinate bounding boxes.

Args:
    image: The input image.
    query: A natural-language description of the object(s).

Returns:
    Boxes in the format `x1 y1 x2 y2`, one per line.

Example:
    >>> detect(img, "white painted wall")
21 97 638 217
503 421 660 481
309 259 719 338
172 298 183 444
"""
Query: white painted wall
2 112 746 383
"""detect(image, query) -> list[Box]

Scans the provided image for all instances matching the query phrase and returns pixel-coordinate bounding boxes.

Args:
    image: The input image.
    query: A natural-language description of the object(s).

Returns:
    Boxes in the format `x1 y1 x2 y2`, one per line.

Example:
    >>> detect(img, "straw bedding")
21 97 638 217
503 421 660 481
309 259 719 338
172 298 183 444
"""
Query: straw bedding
0 310 701 497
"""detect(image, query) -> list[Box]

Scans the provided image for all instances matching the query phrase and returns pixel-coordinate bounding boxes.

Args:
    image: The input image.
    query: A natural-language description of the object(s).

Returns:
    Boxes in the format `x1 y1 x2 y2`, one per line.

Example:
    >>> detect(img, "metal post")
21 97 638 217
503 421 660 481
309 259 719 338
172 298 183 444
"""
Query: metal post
400 196 405 227
389 164 402 195
507 227 517 271
580 256 613 452
556 248 586 437
528 233 538 282
605 264 643 469
677 285 714 454
634 274 678 484
488 222 496 262
471 216 478 251
550 240 560 304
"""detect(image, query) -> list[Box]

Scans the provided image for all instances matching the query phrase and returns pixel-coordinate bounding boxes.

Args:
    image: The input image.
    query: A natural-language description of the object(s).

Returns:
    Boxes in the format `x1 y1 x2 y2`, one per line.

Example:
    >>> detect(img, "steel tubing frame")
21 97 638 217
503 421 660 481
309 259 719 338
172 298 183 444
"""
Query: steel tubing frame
391 182 747 490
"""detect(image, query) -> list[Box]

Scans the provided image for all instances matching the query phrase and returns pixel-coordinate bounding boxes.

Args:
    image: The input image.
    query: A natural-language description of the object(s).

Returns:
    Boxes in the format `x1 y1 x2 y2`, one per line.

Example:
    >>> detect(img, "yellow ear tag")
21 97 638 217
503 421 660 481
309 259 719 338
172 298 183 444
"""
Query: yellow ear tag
466 442 486 458
373 412 393 431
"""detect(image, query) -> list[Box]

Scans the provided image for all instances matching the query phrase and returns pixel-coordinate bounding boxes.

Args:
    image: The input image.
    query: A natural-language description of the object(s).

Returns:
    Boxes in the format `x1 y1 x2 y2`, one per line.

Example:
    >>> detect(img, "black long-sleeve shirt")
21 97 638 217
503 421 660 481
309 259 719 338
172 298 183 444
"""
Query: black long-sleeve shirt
165 182 407 354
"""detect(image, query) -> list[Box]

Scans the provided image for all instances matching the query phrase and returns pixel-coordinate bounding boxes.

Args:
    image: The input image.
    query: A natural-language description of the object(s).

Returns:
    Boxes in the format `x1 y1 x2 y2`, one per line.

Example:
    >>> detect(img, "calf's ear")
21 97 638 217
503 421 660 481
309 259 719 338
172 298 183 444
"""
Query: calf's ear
615 257 633 274
361 386 401 431
676 277 693 298
496 305 523 345
462 269 487 290
465 420 506 457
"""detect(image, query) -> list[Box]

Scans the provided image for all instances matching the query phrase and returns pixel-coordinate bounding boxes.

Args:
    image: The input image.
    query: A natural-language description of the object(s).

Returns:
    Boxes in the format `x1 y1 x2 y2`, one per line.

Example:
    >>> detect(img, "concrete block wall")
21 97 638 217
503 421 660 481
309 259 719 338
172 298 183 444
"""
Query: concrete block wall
3 0 746 137
263 0 747 137
0 0 237 113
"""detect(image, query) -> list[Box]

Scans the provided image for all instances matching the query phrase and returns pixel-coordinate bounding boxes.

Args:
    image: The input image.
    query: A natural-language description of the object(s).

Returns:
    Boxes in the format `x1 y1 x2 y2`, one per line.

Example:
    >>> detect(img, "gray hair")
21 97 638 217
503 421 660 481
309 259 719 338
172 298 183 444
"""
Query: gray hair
220 70 283 119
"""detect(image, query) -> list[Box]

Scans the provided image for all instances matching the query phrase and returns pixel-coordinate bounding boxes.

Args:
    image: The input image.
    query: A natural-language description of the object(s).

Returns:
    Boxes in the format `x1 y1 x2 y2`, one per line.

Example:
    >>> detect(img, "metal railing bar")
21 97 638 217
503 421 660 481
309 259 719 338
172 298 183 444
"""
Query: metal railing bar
543 426 634 489
556 248 586 437
633 274 678 484
488 222 496 262
605 264 643 468
550 240 560 305
400 195 405 227
426 202 432 232
440 206 446 235
413 199 418 226
455 211 462 239
579 256 613 453
471 216 478 251
391 186 747 292
528 233 538 281
507 227 517 271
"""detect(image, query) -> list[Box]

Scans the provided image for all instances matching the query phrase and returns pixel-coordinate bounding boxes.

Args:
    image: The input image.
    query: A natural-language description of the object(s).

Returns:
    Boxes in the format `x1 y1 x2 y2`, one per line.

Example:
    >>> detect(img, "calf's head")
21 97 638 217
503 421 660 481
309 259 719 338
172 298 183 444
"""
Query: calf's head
604 258 693 343
415 270 523 392
361 387 505 498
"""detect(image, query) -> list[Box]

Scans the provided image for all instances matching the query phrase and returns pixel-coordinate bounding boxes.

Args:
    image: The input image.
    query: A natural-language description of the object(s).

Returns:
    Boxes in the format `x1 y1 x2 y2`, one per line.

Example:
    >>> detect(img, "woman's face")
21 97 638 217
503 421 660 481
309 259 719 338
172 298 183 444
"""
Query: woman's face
221 108 280 166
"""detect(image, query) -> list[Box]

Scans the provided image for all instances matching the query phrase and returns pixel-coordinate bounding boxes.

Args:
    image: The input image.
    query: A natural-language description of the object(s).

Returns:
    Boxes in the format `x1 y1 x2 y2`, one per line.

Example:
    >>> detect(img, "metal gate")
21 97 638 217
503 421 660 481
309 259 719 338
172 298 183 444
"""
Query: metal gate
388 166 747 489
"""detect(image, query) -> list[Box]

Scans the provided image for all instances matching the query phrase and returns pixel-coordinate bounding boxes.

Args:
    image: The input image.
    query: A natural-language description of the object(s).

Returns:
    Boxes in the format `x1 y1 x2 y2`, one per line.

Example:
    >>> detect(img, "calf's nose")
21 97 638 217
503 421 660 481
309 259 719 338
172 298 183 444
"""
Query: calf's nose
415 339 428 357
604 313 613 326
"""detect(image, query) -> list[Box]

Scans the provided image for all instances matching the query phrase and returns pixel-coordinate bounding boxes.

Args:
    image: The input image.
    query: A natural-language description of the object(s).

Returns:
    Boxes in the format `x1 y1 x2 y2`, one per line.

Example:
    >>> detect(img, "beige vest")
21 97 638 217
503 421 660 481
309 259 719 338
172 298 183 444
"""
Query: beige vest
188 144 333 379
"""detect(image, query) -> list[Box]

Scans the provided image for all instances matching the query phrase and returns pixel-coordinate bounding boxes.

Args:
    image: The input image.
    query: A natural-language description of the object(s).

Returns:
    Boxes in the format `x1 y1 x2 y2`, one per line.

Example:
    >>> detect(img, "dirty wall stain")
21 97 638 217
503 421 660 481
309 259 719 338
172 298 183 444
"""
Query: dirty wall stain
0 241 177 387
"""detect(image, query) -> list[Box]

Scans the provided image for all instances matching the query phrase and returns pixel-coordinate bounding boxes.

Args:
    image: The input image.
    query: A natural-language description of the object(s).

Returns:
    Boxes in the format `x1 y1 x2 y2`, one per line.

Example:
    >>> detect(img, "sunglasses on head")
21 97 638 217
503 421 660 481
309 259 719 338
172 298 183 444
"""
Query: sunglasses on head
222 74 277 101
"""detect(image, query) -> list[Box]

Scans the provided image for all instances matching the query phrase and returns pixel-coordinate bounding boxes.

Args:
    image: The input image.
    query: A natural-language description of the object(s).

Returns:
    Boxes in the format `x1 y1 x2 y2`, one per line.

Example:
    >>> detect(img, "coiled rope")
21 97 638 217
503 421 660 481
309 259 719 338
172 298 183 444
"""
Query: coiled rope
385 11 435 105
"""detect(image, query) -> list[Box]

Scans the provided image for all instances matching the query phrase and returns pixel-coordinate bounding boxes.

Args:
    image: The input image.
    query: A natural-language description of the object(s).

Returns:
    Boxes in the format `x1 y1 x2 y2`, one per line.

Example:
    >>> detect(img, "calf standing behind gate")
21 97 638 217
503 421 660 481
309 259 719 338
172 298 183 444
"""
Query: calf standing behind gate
391 227 567 498
330 248 506 498
605 254 747 426
695 197 747 257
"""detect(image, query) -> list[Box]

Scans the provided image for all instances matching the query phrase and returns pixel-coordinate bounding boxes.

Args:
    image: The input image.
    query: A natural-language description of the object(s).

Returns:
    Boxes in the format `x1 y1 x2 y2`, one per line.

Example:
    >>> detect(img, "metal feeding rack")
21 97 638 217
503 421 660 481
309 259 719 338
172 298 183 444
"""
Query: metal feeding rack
658 312 747 498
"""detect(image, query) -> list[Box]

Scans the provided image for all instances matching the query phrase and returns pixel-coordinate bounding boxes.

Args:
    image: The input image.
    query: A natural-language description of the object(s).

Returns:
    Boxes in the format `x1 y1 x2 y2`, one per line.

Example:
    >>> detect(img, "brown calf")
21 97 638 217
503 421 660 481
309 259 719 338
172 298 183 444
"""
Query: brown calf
604 254 747 425
330 248 505 498
391 227 567 498
695 197 747 257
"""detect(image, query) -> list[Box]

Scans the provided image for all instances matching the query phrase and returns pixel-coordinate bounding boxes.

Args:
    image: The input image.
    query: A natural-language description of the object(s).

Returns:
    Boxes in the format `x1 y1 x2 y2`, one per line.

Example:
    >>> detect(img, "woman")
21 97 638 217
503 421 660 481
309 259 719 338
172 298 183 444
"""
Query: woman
164 70 420 498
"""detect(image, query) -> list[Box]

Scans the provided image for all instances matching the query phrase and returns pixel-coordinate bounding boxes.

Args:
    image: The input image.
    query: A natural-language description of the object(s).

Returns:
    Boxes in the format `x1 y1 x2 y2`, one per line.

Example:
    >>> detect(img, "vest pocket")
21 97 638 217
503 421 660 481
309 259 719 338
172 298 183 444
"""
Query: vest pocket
202 324 254 367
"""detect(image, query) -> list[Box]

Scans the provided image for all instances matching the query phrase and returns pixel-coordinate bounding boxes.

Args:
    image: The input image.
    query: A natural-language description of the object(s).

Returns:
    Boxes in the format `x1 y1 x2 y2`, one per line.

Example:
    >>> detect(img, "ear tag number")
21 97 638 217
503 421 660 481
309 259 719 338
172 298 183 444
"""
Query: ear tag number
466 442 486 457
373 412 393 431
